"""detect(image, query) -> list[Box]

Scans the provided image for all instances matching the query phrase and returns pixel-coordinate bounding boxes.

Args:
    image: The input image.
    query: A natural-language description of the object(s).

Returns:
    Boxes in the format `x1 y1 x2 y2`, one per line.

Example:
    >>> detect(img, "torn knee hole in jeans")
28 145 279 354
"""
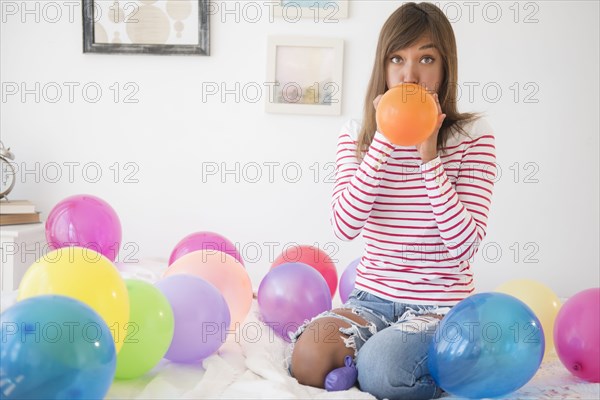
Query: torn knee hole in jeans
338 308 379 356
339 323 376 356
287 309 378 366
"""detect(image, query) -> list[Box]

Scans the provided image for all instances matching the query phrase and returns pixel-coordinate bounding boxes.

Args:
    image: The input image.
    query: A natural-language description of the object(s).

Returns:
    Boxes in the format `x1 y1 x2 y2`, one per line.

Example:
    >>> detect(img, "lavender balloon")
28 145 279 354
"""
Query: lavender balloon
339 258 360 303
169 231 244 266
258 262 332 341
156 275 230 363
46 194 122 261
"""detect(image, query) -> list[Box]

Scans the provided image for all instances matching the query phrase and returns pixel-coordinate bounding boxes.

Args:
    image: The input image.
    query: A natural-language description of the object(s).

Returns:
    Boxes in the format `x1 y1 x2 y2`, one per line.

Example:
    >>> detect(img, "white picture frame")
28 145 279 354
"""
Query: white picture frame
274 0 349 20
265 36 344 116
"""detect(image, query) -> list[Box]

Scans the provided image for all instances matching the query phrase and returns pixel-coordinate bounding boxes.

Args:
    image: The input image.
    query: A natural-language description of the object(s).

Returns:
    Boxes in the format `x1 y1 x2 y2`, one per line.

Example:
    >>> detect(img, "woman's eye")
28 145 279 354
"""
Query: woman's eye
390 56 402 64
422 56 434 64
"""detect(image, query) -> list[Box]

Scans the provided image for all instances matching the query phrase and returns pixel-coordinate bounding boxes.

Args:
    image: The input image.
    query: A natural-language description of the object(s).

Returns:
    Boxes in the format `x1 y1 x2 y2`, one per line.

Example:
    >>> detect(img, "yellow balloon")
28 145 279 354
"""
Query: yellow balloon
18 246 129 352
495 279 561 358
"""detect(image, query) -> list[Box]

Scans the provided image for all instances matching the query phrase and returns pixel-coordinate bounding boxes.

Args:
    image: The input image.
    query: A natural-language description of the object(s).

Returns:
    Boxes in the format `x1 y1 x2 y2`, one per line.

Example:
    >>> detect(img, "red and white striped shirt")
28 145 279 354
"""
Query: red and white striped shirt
331 118 496 306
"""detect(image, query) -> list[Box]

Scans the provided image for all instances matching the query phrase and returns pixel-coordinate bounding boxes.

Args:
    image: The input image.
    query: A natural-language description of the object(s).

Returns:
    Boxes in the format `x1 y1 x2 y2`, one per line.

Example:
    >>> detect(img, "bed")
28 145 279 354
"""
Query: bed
2 259 598 400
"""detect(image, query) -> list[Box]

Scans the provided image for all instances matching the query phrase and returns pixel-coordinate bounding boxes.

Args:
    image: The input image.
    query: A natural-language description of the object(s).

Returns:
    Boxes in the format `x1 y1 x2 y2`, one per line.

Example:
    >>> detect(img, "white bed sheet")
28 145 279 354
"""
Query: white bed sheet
2 259 598 399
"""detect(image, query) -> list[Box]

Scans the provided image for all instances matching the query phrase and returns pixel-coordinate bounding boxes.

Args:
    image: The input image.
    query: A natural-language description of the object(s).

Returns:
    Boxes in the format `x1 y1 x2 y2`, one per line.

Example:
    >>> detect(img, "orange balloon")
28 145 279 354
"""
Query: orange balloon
376 83 438 146
164 250 252 329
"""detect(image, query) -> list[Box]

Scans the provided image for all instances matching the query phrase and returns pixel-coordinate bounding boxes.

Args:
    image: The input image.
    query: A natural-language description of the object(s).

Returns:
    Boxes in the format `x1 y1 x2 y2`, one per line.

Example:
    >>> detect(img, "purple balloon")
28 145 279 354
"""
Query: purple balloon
169 231 244 266
155 275 230 363
339 258 360 303
258 262 332 341
46 194 122 262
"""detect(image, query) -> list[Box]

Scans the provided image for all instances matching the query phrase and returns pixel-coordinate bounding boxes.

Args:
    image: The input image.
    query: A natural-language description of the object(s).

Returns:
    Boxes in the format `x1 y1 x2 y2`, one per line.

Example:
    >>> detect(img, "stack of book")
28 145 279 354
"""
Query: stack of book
0 200 41 226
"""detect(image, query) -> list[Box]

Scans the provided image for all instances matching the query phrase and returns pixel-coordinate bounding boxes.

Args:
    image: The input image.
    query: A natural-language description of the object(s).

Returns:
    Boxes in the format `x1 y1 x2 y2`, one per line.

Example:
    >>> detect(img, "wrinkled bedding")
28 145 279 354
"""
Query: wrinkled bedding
2 259 598 399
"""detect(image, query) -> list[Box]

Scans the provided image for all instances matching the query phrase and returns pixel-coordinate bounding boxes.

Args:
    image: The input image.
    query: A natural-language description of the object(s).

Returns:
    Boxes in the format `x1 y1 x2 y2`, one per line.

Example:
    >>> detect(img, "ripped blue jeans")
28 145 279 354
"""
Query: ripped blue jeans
289 289 451 400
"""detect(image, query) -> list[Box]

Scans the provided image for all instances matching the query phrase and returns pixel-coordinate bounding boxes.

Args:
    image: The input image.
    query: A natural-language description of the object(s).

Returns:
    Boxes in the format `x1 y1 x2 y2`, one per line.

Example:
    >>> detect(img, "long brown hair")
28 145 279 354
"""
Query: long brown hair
357 2 479 161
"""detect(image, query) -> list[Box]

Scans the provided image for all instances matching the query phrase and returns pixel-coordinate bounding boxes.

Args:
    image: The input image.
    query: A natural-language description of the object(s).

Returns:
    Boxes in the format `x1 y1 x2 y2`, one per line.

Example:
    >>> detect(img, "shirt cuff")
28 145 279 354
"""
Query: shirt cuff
368 131 394 167
420 155 442 173
420 156 445 186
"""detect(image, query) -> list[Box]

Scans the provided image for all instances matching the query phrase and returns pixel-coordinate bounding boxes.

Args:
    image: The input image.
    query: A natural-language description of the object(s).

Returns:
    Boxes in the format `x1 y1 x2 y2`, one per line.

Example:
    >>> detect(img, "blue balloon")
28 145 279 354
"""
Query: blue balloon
428 293 544 398
0 295 116 399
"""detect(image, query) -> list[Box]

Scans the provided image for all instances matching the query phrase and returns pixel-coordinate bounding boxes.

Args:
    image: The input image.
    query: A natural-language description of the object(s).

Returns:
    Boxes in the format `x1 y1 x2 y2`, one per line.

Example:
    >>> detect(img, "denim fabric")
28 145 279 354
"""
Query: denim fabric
288 288 449 399
347 289 447 400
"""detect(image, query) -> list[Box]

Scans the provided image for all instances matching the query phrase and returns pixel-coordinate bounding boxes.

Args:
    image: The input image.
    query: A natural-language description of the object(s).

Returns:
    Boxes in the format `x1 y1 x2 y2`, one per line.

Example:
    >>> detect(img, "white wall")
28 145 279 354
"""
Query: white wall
1 1 598 298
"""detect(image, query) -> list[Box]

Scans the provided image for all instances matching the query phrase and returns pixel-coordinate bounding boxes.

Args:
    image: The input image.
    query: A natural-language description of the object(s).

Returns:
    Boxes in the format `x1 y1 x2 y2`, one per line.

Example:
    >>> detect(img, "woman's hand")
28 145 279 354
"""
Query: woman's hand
416 92 446 164
373 94 384 132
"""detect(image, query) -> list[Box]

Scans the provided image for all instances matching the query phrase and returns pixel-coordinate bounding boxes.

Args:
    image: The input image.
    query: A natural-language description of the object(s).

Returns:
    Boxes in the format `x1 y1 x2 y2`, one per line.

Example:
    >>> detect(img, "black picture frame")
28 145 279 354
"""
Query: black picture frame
82 0 209 56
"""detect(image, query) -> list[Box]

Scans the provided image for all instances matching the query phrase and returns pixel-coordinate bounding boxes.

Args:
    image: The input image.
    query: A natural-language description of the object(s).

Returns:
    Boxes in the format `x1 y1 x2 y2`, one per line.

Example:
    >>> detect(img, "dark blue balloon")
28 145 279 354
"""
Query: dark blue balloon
428 293 544 398
0 295 116 399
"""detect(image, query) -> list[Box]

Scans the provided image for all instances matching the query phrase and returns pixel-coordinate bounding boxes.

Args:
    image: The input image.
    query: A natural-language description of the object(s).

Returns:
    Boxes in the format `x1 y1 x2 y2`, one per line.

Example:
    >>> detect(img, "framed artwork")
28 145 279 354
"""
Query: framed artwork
274 0 349 20
266 36 344 116
83 0 209 55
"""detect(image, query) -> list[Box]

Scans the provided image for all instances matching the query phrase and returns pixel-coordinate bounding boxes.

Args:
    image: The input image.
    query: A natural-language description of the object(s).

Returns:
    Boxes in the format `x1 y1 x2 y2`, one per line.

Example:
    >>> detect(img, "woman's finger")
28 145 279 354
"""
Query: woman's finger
434 93 442 114
373 94 383 110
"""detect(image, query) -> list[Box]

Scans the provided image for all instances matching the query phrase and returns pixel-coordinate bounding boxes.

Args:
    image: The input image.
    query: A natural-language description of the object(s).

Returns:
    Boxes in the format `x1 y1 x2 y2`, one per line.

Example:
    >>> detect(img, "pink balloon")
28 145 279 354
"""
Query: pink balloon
164 250 252 329
46 194 122 262
554 287 599 382
169 231 244 266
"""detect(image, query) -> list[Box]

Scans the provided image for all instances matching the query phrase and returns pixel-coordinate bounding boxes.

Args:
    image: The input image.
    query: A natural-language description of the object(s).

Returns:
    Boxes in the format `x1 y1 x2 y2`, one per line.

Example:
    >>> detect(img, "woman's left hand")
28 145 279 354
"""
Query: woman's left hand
416 92 446 164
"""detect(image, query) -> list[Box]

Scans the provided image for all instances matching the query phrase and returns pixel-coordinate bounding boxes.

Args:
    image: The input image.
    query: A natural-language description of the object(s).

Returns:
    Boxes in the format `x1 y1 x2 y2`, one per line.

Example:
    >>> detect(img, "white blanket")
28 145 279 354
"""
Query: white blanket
107 301 376 400
2 259 598 399
105 302 599 400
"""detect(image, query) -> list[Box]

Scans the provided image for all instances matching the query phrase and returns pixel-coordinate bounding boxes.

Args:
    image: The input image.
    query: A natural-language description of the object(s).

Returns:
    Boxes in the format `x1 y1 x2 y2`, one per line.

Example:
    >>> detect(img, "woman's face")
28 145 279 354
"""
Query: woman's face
386 35 444 93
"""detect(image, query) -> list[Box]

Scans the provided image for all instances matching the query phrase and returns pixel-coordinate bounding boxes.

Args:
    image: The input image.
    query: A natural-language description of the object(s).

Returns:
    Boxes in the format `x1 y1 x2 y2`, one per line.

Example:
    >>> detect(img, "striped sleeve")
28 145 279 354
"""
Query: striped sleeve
420 118 497 261
330 121 395 241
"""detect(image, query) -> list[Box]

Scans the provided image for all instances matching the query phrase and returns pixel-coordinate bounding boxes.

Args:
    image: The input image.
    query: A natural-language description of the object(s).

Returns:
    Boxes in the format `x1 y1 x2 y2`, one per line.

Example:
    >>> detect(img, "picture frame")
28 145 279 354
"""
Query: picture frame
266 36 344 116
273 0 349 20
83 0 209 55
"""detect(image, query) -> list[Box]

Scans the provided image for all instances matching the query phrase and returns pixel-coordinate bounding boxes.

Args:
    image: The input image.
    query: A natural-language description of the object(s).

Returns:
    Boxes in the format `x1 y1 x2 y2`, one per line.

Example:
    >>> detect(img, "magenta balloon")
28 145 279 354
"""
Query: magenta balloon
155 275 230 363
258 262 332 341
169 231 244 266
554 287 600 382
45 194 122 262
339 258 359 303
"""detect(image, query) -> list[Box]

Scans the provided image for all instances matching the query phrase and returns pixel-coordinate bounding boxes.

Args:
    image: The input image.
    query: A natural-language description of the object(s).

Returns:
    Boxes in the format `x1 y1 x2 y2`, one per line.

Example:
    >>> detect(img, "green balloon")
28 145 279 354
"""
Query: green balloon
115 279 174 379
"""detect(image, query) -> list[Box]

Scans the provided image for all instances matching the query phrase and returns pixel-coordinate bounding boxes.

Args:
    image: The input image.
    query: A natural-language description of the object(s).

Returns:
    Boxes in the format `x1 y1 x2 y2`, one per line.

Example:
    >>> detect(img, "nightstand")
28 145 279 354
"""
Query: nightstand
0 223 46 292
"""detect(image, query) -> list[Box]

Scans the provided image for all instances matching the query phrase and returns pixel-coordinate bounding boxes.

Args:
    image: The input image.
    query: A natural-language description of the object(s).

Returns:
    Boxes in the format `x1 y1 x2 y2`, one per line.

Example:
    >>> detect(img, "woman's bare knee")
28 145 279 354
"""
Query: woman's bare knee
291 316 355 388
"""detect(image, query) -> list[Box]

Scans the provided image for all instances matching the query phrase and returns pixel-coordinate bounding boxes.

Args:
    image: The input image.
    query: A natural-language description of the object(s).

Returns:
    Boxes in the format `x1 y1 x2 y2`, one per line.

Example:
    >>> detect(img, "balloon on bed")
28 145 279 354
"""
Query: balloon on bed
553 287 600 383
0 295 116 399
338 258 359 303
164 249 253 330
428 292 545 398
271 244 338 298
115 280 175 379
168 231 244 267
257 262 332 341
495 279 561 359
156 275 230 363
45 194 122 262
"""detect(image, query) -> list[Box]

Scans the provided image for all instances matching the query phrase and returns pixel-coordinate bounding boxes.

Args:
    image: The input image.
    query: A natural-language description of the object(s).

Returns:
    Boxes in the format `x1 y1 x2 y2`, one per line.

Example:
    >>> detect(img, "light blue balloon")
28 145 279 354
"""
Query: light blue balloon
428 293 544 398
0 295 116 399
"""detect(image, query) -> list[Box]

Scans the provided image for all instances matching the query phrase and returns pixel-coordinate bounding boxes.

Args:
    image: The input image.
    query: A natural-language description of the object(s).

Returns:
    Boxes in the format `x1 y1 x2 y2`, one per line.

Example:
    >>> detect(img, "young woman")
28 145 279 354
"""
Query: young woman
290 3 496 399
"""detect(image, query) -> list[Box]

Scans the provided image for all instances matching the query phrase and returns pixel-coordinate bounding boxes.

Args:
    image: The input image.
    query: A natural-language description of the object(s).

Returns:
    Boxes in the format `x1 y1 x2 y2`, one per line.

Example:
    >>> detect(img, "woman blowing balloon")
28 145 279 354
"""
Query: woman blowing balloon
289 3 497 399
